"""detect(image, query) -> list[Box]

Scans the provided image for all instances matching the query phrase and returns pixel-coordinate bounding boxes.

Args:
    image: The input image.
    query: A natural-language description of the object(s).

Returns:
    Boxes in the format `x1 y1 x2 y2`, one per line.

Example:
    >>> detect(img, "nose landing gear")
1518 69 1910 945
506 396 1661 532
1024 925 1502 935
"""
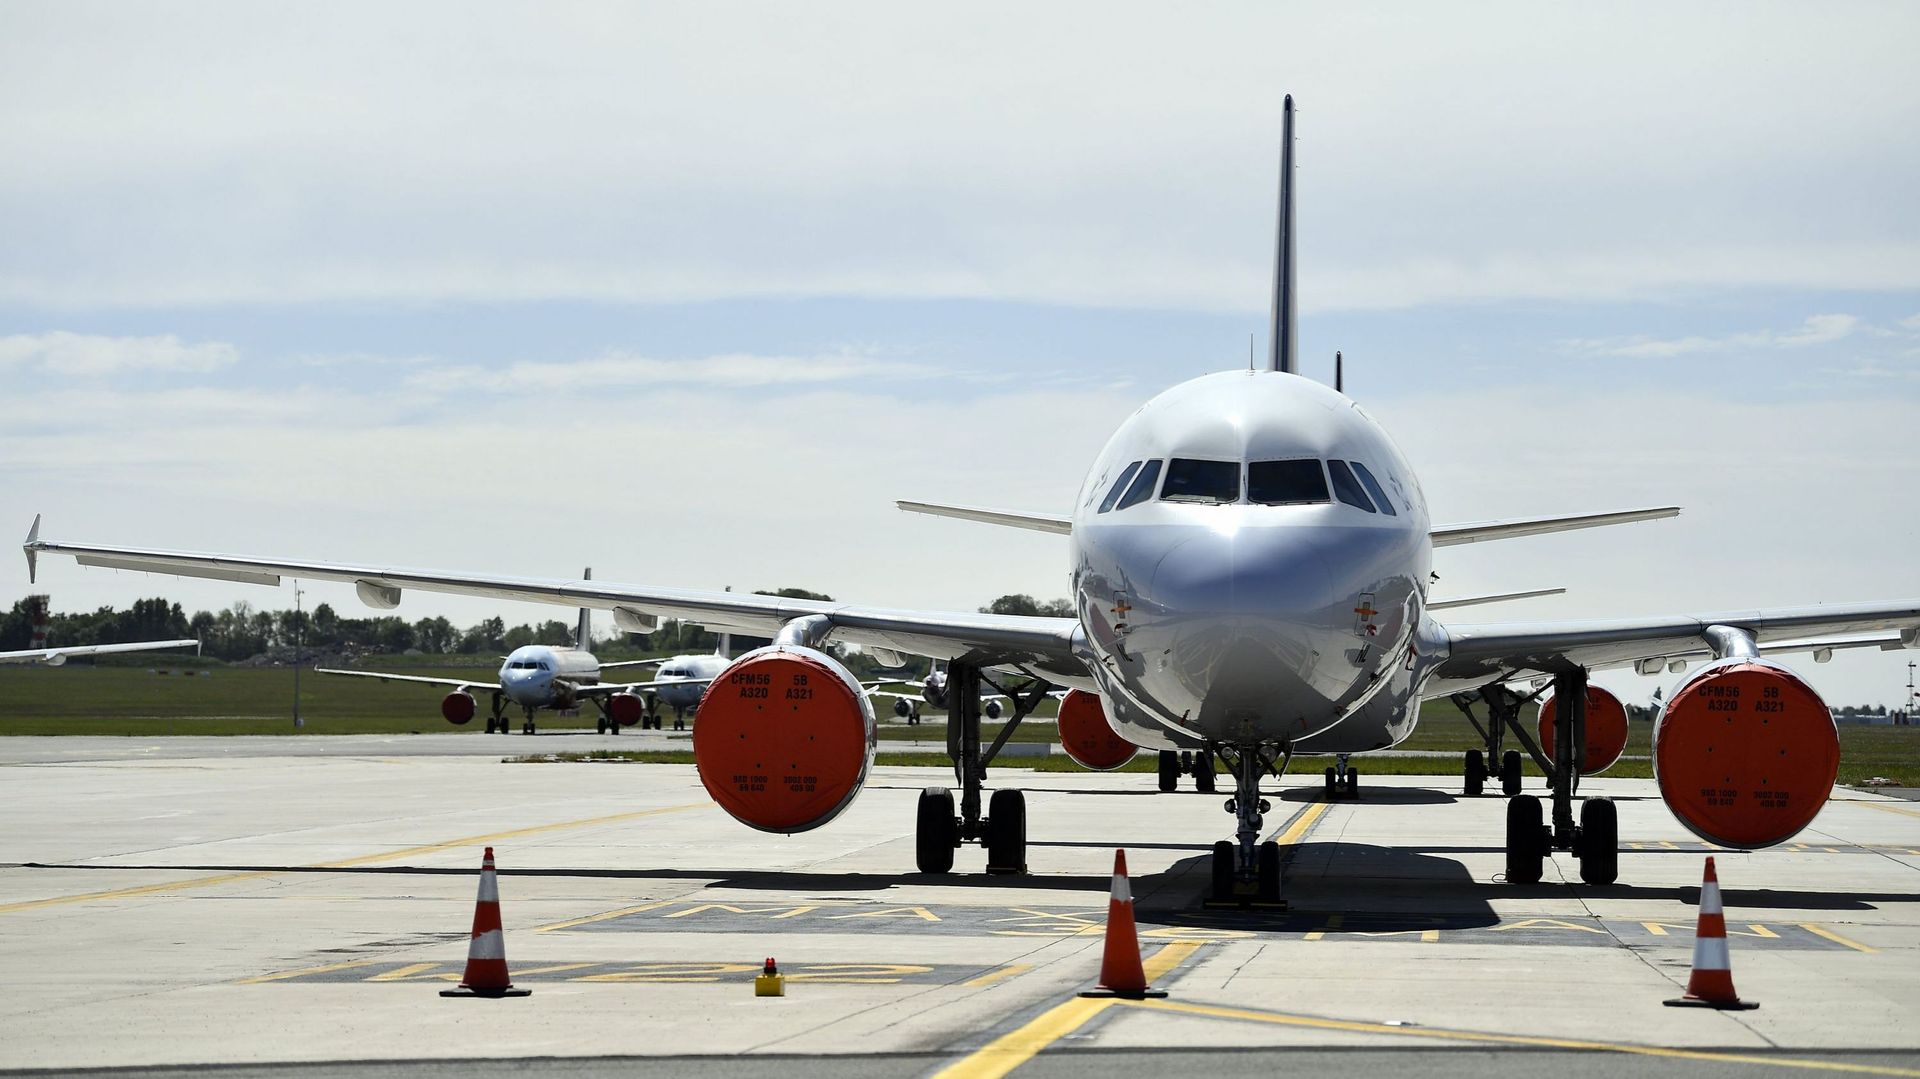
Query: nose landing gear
1204 743 1289 909
1322 754 1360 800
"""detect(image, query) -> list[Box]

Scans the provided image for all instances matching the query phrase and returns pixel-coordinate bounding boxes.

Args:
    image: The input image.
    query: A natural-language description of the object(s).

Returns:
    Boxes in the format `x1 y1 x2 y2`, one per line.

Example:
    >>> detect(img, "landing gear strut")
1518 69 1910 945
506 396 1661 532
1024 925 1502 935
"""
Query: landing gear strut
914 661 1052 876
1322 754 1359 800
486 692 507 734
1450 685 1539 797
1473 669 1616 885
1205 743 1288 908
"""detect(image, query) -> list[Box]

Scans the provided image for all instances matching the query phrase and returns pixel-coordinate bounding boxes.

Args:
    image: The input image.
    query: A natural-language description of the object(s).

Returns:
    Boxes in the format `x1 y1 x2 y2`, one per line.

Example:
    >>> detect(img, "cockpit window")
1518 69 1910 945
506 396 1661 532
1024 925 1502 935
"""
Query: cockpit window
1327 460 1377 513
1097 461 1143 514
1349 461 1397 517
507 660 545 670
1160 459 1239 504
1247 460 1329 505
1114 459 1163 510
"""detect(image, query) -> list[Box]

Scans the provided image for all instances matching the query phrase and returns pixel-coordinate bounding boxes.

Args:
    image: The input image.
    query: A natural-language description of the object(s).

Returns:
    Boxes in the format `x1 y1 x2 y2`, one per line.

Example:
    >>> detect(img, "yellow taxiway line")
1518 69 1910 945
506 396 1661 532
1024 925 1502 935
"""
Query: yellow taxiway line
0 802 707 914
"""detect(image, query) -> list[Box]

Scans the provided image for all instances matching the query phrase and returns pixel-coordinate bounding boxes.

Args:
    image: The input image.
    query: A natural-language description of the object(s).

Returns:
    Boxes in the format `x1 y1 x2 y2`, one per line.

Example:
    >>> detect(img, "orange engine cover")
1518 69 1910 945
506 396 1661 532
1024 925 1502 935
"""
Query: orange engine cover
1537 684 1630 776
1654 659 1838 849
608 692 644 727
692 645 875 834
1056 689 1138 770
441 690 476 725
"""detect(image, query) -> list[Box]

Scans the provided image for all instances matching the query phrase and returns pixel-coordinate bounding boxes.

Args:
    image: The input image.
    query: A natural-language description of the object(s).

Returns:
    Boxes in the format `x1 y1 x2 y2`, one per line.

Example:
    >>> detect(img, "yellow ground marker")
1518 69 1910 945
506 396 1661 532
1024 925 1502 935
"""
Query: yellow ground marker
237 957 383 984
1273 802 1331 847
1 802 707 914
1852 801 1920 820
961 964 1034 989
1123 998 1920 1077
929 941 1204 1079
534 900 679 932
1800 924 1877 954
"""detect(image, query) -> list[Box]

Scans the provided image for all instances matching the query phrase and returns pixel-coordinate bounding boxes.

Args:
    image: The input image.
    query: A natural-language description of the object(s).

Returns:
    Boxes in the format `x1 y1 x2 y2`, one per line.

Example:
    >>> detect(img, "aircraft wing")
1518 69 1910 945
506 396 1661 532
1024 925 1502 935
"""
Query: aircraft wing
24 524 1086 676
579 676 719 696
597 658 664 671
0 638 201 666
895 501 1072 535
1430 506 1680 547
1430 601 1920 694
313 668 494 693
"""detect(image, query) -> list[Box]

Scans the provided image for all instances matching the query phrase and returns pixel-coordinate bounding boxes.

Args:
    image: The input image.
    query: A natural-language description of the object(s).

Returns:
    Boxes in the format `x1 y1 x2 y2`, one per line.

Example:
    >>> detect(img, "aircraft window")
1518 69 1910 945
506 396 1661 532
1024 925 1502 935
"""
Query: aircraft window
1349 461 1397 517
1160 459 1239 504
1247 460 1329 505
1327 460 1376 512
1098 461 1143 514
1114 459 1163 510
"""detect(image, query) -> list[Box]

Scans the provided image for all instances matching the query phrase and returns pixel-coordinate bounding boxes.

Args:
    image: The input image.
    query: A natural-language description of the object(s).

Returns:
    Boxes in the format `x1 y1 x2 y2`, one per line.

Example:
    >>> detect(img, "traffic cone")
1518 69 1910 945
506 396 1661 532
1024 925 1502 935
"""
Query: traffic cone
440 847 531 998
1663 856 1758 1010
1078 849 1167 999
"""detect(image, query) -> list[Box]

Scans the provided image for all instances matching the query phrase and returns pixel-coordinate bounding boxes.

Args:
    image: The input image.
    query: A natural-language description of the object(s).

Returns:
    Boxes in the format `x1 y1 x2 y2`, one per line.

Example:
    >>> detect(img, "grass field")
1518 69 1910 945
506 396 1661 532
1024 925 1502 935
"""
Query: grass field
4 659 1914 785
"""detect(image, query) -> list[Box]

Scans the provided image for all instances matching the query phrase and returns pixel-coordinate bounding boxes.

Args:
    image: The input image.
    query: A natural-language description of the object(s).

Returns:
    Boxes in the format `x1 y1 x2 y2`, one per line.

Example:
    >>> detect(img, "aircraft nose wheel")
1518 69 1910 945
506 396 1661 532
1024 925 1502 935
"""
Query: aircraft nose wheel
1501 750 1523 797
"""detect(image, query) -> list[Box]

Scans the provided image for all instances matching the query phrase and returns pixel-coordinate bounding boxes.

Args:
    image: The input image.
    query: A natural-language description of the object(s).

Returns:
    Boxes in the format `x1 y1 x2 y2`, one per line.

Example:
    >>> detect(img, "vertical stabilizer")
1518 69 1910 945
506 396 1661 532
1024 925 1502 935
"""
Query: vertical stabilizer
575 568 592 650
1267 95 1298 374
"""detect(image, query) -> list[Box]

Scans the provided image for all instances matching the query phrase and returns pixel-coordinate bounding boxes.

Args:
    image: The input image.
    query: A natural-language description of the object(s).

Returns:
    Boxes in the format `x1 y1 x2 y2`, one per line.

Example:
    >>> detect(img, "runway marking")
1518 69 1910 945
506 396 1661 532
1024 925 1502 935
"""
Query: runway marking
1853 801 1920 820
534 900 678 932
1122 998 1920 1077
929 941 1205 1079
237 957 383 984
0 802 707 914
1272 802 1331 847
1641 921 1778 939
1800 924 1877 954
961 963 1033 989
367 962 442 982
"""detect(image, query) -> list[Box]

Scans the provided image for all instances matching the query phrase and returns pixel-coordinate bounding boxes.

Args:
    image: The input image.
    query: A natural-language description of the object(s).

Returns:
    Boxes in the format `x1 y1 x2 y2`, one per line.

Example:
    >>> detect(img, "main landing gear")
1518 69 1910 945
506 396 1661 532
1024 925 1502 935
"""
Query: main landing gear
1206 743 1288 909
485 692 508 734
914 661 1053 876
1156 750 1217 793
1460 669 1617 886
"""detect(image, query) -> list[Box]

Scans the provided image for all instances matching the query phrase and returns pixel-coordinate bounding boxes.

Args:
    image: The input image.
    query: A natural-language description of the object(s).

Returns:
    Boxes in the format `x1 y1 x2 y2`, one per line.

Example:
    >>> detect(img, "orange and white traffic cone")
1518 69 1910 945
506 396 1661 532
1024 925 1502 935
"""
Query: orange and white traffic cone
1078 849 1168 999
1663 856 1758 1010
440 847 531 998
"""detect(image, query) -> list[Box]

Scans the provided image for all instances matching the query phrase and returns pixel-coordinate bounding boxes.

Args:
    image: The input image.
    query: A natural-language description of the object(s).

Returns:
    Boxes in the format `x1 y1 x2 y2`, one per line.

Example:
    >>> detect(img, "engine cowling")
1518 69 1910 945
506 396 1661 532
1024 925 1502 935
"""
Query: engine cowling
608 692 644 727
441 690 476 725
985 699 1004 720
892 697 913 718
692 645 875 833
1654 659 1838 849
1537 684 1630 776
1056 689 1139 770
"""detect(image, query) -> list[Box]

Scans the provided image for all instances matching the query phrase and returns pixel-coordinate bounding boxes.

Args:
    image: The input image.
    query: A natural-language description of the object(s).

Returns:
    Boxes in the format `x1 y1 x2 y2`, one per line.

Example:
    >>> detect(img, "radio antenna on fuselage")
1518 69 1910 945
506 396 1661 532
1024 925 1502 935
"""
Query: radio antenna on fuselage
1335 350 1343 394
1267 94 1298 374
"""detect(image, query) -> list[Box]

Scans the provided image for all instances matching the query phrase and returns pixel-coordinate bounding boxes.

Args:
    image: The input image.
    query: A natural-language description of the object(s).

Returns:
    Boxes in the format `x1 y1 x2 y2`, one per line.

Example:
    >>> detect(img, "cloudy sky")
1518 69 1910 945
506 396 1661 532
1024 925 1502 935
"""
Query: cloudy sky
2 2 1916 706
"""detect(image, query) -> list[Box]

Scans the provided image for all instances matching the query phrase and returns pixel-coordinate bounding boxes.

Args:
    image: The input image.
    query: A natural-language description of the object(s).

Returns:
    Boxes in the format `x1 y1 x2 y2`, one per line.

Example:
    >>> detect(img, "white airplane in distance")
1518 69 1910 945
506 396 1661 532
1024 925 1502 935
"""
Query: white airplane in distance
313 569 710 735
23 96 1920 905
0 638 201 666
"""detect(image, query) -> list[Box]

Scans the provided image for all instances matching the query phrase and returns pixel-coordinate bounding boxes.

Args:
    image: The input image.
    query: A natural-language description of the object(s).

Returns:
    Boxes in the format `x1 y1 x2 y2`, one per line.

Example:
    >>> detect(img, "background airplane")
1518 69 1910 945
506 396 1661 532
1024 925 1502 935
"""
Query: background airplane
23 96 1919 906
313 569 705 734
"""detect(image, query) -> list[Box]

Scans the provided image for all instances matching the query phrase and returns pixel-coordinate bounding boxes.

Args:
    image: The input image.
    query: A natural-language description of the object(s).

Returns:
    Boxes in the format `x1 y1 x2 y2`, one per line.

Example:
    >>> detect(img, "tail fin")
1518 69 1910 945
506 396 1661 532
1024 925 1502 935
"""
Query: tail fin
1267 94 1298 374
575 567 592 650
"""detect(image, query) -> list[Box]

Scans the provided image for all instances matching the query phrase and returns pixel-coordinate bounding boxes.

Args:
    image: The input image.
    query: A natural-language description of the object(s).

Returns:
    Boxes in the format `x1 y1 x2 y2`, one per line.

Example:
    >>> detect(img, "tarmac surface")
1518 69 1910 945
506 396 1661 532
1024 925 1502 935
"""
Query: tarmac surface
3 735 1919 1077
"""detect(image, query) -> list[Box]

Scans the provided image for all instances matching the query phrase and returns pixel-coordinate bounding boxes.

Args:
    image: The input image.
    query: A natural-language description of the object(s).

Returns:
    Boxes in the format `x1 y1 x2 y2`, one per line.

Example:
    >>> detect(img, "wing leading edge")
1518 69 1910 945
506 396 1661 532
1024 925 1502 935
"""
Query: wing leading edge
24 525 1086 678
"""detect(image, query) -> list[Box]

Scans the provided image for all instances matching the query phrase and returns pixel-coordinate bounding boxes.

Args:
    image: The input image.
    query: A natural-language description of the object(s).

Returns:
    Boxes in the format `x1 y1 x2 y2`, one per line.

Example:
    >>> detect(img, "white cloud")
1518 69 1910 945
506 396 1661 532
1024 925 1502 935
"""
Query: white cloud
0 332 238 375
405 352 945 395
1561 314 1862 359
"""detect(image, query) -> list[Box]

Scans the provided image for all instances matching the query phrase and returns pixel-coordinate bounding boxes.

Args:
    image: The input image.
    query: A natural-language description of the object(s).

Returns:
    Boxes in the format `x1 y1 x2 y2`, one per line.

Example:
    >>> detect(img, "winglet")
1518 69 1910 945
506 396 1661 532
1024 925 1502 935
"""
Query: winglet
23 514 40 584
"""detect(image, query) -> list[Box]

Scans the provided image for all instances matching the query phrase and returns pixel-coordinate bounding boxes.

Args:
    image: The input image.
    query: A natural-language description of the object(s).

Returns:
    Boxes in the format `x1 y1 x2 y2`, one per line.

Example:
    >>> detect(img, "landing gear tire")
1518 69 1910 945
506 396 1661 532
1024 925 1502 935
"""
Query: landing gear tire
1344 767 1359 800
1578 797 1619 885
915 786 957 875
1501 750 1523 797
523 719 536 735
1157 751 1180 793
1505 794 1546 885
1210 840 1234 901
1194 755 1217 794
985 789 1027 874
596 717 608 734
485 717 497 734
1257 840 1282 902
1323 767 1337 799
1464 749 1486 797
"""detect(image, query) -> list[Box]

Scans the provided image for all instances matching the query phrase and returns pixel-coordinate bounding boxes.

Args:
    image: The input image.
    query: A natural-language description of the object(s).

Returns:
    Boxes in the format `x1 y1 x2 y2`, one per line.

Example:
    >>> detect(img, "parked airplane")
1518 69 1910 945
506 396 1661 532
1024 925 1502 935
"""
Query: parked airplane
0 638 200 666
23 97 1919 905
313 570 707 734
865 660 1017 726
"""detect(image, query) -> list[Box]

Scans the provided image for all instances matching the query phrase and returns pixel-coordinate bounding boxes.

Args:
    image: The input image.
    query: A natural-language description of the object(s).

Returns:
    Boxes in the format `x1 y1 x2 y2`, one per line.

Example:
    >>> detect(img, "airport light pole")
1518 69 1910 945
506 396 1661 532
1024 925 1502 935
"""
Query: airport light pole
293 583 304 730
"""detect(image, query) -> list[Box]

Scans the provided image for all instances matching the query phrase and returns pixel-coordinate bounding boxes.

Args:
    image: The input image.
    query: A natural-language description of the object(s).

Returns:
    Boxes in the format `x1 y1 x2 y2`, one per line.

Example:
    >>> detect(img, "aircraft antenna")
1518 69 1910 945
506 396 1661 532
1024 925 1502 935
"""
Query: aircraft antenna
1335 350 1344 393
1248 333 1256 372
1267 94 1298 374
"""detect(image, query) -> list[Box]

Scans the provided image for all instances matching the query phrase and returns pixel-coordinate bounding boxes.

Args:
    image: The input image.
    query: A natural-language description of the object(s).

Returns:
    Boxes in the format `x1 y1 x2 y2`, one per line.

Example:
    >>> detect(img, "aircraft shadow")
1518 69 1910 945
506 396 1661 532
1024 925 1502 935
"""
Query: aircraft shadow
1279 786 1457 806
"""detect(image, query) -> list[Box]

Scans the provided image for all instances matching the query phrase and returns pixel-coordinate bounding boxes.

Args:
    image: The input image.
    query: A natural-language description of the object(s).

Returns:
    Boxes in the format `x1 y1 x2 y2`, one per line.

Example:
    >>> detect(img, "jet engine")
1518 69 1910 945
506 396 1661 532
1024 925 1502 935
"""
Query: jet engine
1056 689 1138 770
892 698 913 718
441 690 476 725
607 692 645 728
692 645 876 834
985 699 1004 720
1653 659 1839 849
1536 685 1630 776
